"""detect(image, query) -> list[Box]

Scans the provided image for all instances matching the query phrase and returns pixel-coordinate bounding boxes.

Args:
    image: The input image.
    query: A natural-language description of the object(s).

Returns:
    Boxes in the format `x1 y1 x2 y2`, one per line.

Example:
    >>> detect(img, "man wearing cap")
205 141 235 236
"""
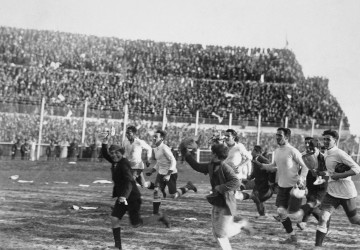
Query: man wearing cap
99 133 169 250
292 138 328 231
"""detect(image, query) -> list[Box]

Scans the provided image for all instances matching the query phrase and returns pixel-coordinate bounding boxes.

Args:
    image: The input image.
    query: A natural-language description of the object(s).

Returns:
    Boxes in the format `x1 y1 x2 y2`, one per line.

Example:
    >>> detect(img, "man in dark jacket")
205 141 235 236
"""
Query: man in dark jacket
100 133 169 250
248 145 276 218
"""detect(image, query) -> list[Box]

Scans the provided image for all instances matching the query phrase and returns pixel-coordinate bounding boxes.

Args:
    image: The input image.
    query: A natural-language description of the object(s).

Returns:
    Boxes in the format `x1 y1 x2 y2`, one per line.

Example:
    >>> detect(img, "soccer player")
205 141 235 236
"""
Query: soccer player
99 133 169 250
248 145 276 218
11 138 22 160
253 128 308 245
293 138 328 231
222 129 252 199
123 126 153 188
181 143 252 250
146 129 197 215
312 130 360 247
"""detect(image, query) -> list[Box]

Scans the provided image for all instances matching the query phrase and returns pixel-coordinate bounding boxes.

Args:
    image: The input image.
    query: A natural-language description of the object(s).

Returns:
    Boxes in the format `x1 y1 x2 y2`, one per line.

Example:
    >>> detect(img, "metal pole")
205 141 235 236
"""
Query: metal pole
311 119 315 137
81 100 88 145
257 112 261 145
162 107 167 130
37 97 45 160
122 104 128 144
357 136 360 163
229 113 233 129
284 116 288 128
195 110 199 136
337 114 343 147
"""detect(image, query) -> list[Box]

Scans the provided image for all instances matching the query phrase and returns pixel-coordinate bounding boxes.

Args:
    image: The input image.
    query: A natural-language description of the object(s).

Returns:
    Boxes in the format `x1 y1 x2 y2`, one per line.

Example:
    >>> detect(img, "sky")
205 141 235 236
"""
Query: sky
0 0 360 134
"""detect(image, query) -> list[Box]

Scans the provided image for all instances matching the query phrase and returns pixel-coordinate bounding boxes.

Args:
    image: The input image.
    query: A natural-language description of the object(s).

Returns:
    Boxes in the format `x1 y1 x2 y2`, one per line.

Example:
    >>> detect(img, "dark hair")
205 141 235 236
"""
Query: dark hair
109 145 125 154
211 144 229 160
253 145 262 153
322 129 339 140
277 127 291 138
126 126 137 134
225 129 239 142
155 129 167 139
304 137 314 141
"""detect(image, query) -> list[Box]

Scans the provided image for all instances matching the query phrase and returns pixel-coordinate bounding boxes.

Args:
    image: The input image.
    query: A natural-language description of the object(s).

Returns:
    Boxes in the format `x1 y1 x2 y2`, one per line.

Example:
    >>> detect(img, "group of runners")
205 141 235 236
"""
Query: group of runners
99 126 360 250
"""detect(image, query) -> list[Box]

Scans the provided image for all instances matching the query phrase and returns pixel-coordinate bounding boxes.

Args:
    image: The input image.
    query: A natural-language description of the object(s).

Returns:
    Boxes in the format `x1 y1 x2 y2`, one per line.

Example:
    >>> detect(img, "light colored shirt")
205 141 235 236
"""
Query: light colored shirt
324 146 360 199
224 142 252 179
152 142 177 175
123 138 152 170
264 143 308 188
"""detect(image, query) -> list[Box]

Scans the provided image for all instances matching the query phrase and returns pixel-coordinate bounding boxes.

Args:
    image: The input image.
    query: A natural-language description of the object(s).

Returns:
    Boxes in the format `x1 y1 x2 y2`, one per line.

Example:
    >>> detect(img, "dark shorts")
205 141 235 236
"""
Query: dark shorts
276 186 303 213
253 187 273 203
111 198 143 227
306 188 327 203
320 193 358 218
155 173 178 195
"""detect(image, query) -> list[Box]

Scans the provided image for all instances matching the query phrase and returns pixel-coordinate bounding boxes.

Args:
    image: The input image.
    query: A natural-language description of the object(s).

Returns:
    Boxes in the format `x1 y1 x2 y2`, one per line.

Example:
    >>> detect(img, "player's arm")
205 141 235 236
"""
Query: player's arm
294 150 308 184
98 133 113 163
183 152 209 175
253 158 277 172
238 144 252 167
215 163 241 193
140 139 153 166
332 152 360 180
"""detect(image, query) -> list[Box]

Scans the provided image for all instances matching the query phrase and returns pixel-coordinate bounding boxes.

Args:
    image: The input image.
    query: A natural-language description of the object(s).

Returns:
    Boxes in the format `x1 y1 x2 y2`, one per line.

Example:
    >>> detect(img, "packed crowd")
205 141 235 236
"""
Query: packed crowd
0 26 303 83
0 63 348 128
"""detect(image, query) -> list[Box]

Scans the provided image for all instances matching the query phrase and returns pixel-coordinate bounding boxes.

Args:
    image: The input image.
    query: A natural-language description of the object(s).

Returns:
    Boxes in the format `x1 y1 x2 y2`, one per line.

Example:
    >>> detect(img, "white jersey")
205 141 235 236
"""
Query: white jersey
123 137 152 170
224 142 252 179
324 146 360 199
152 142 177 175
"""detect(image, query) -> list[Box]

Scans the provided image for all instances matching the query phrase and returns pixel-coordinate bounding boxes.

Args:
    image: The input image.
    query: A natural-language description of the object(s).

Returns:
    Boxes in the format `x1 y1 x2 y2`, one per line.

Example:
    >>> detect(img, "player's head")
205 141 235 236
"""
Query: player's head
109 144 125 162
276 127 291 146
126 126 137 141
211 143 229 161
252 145 262 158
224 129 238 146
153 129 166 146
322 129 338 149
304 136 313 152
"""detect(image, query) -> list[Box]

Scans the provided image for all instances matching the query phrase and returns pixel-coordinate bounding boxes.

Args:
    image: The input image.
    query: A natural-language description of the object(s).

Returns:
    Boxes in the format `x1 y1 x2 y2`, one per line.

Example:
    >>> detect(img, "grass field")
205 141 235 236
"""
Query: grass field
1 160 360 250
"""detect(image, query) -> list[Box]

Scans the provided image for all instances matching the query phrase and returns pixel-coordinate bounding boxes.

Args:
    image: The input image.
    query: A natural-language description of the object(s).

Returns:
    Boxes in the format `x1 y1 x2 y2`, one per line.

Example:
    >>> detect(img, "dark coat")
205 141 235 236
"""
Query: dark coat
101 144 141 200
249 154 275 194
185 153 240 216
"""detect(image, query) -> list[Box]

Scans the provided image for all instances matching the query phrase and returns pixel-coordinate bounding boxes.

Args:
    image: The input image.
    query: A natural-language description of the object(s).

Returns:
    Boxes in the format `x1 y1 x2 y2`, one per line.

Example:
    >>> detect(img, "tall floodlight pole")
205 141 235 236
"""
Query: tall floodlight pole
37 97 45 160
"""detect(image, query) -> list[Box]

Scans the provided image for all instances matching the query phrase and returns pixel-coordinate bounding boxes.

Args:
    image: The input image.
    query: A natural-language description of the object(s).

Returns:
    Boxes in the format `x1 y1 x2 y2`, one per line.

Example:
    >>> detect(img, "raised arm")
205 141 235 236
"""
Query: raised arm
184 152 210 175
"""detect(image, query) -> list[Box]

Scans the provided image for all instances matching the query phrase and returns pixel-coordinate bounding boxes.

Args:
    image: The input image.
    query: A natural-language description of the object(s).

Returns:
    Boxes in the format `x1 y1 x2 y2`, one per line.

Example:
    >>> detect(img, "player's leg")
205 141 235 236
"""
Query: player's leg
152 174 162 214
315 194 337 247
169 174 197 199
276 187 297 244
110 200 127 250
342 197 360 225
254 188 273 216
128 197 170 228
